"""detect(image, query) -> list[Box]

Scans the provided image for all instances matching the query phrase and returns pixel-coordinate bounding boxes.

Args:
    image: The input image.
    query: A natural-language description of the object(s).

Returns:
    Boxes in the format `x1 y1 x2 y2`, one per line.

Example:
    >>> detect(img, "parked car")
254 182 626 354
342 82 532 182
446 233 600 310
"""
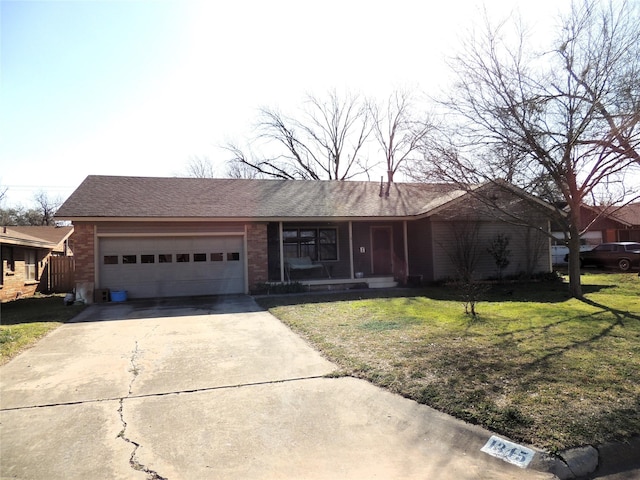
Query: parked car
552 244 593 265
564 242 640 271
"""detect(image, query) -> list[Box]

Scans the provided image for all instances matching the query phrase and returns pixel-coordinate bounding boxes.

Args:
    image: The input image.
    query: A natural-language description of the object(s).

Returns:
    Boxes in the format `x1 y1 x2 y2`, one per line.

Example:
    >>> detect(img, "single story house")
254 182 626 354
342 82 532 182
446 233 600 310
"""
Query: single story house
55 175 553 301
0 225 74 302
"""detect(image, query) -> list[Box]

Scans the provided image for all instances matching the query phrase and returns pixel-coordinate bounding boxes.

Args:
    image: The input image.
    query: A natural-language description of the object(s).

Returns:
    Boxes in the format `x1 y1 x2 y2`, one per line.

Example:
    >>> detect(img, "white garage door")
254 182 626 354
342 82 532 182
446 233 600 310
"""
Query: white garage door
98 236 244 298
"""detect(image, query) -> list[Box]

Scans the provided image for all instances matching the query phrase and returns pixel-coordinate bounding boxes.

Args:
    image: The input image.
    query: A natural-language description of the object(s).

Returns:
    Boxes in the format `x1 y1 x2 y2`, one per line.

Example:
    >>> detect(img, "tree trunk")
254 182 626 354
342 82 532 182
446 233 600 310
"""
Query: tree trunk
567 223 583 298
385 169 393 196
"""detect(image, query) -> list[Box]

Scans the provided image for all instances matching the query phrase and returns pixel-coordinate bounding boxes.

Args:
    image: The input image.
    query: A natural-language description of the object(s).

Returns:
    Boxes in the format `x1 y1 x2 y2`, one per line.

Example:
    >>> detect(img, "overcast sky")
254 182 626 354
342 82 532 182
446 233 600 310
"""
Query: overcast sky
0 0 571 207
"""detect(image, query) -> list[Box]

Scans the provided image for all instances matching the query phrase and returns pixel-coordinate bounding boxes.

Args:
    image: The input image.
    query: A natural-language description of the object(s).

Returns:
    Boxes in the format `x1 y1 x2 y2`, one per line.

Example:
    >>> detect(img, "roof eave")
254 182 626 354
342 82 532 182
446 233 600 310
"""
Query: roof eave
580 204 634 227
56 215 416 223
0 236 57 248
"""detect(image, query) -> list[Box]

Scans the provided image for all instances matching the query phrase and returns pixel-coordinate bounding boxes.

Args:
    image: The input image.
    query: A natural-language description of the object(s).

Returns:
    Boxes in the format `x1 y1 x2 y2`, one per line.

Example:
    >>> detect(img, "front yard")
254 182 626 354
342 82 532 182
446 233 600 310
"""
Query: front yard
257 273 640 452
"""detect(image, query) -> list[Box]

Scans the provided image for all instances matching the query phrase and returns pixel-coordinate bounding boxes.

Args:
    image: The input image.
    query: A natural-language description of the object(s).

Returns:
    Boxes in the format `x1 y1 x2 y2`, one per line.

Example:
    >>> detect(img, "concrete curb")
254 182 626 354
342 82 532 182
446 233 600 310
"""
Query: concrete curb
530 437 640 479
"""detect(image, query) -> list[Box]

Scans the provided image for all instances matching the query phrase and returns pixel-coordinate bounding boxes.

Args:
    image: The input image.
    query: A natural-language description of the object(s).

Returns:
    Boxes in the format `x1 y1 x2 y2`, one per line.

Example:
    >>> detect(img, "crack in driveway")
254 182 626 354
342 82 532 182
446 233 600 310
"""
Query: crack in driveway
117 398 167 480
0 375 330 412
128 340 141 395
117 340 168 480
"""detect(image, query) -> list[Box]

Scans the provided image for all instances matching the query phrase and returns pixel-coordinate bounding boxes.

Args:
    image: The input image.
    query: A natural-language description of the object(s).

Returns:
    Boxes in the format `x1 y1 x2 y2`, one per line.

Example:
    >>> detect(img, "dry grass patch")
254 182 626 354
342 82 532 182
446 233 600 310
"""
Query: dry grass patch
257 273 640 452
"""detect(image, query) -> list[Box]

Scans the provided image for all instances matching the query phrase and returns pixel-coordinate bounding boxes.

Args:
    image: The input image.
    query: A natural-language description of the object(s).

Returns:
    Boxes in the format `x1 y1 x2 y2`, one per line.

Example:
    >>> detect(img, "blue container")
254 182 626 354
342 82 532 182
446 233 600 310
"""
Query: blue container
111 290 128 302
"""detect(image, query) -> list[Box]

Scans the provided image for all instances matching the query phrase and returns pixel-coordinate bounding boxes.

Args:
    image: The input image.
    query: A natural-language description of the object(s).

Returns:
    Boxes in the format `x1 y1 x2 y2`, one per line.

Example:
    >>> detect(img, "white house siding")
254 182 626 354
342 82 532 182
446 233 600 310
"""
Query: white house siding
431 218 551 281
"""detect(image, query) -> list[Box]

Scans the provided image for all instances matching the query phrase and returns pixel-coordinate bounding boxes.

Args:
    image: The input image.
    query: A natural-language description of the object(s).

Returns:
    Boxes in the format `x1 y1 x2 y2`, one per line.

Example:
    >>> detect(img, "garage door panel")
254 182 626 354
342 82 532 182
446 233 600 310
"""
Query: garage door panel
99 236 244 298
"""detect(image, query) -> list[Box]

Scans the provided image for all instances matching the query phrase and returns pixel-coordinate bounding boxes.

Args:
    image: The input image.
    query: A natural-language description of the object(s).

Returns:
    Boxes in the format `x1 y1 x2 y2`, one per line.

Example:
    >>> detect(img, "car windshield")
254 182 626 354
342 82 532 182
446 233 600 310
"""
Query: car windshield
625 243 640 251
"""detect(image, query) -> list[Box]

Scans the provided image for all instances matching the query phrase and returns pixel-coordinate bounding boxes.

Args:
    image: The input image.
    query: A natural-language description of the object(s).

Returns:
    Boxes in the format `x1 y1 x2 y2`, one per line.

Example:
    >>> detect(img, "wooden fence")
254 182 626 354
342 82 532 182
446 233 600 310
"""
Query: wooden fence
48 256 75 293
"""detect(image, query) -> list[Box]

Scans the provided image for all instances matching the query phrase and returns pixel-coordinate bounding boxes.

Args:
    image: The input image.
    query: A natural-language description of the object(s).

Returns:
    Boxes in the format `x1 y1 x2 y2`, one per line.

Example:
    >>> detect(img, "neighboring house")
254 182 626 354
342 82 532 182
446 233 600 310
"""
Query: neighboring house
551 203 640 264
0 225 74 302
603 203 640 242
55 175 553 301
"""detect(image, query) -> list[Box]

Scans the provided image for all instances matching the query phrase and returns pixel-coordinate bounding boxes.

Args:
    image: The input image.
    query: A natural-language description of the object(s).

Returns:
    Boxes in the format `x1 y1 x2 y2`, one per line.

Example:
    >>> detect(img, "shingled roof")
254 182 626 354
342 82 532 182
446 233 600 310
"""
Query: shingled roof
0 226 73 249
611 202 640 227
55 176 467 220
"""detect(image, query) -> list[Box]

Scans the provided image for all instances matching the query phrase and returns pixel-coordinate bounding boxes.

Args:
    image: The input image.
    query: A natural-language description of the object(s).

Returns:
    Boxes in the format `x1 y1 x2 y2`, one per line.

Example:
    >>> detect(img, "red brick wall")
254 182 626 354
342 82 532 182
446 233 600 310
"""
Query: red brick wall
71 222 95 285
246 223 268 290
0 250 38 302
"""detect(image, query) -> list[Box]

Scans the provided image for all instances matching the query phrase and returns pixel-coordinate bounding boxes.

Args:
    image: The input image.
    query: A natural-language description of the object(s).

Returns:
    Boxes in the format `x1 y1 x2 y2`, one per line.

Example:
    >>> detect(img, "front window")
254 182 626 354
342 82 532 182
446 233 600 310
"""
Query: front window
283 228 338 261
25 249 37 281
3 246 15 273
0 245 16 285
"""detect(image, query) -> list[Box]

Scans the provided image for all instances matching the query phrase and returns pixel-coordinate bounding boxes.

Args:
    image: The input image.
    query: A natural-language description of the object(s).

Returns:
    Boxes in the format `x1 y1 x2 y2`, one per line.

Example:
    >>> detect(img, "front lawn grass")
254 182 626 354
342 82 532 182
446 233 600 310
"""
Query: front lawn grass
257 273 640 453
0 295 87 365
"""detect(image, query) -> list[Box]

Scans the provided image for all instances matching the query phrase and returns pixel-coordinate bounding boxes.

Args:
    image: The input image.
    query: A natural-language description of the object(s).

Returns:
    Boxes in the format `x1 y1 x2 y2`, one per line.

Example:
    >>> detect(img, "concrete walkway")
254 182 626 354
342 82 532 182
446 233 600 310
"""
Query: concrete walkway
1 295 556 479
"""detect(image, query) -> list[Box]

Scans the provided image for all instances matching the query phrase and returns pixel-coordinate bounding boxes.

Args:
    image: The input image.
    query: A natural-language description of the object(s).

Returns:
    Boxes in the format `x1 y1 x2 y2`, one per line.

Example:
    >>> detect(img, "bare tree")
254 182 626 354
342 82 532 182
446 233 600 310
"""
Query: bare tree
370 89 434 195
487 233 511 281
226 89 374 181
184 155 216 178
1 206 19 225
225 158 262 179
419 1 640 298
223 141 297 180
442 220 488 318
33 191 62 225
444 220 483 283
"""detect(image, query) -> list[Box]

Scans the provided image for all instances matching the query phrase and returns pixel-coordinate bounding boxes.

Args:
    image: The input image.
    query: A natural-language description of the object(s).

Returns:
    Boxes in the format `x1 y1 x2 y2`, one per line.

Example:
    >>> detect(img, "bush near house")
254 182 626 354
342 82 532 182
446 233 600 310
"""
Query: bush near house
257 273 640 452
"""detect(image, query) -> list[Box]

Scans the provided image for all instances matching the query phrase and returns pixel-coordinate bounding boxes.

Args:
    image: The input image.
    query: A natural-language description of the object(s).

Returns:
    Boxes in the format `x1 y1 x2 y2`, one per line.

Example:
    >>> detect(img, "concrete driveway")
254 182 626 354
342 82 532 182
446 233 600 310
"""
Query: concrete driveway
1 295 556 480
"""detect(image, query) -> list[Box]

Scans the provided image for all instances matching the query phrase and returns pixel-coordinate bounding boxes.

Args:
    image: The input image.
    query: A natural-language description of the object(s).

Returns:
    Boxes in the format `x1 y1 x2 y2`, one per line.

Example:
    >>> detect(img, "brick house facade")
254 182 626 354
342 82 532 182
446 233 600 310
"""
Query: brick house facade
71 223 95 285
246 223 268 287
1 226 74 302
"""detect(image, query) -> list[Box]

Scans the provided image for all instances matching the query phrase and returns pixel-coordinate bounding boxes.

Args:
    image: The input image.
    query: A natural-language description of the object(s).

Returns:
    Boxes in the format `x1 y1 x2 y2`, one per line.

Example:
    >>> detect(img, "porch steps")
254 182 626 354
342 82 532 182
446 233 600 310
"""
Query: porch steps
366 277 398 289
290 276 399 292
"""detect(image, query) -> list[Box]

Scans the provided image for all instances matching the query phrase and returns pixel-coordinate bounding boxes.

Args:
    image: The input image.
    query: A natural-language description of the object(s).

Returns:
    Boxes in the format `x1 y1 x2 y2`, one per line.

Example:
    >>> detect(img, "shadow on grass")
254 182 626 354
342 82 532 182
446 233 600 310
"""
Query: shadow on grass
255 287 422 309
0 296 85 326
579 297 640 322
255 280 612 309
484 296 637 373
399 310 639 449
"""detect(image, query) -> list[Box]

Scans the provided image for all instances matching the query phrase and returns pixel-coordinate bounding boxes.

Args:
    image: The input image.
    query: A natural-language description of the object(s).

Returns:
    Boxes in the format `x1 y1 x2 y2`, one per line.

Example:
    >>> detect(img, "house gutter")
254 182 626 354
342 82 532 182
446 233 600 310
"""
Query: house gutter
0 236 56 249
55 215 418 223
